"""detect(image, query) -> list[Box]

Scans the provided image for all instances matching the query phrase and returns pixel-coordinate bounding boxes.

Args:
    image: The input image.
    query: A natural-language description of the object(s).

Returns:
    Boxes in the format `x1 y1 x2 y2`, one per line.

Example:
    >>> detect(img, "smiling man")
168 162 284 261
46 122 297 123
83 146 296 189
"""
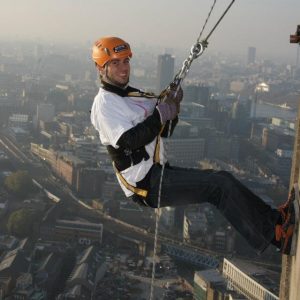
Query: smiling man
94 38 131 88
90 36 299 256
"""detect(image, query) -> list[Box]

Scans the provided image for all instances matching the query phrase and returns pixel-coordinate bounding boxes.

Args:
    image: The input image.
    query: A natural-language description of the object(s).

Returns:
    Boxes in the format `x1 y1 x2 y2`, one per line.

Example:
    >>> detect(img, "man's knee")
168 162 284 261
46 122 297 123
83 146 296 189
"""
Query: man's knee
216 170 235 180
213 170 236 189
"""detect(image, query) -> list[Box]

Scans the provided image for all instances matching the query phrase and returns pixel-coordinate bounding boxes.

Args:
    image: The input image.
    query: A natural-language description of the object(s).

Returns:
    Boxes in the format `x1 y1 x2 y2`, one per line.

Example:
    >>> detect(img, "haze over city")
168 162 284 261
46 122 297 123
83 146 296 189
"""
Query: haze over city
1 1 300 299
1 0 300 62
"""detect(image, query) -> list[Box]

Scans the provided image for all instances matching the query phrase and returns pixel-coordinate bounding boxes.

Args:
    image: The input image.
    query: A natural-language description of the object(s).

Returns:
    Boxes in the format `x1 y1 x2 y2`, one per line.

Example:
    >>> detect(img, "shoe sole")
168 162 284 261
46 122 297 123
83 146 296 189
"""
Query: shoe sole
289 183 300 256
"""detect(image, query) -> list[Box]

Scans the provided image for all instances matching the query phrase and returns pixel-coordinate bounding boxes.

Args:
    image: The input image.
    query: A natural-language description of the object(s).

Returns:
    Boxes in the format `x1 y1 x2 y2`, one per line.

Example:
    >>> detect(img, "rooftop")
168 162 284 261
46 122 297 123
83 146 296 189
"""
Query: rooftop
195 269 224 284
228 258 280 295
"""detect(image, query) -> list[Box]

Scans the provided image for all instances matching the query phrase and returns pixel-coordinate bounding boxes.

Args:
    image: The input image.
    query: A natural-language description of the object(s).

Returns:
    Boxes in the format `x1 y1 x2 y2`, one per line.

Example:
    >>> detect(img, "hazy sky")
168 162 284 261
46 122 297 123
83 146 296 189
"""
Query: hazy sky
1 0 300 61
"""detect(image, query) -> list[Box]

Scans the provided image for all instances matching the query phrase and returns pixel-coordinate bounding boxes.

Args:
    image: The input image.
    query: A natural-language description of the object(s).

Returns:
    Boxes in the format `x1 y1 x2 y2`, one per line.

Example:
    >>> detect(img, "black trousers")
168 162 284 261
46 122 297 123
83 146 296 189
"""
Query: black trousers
131 164 281 253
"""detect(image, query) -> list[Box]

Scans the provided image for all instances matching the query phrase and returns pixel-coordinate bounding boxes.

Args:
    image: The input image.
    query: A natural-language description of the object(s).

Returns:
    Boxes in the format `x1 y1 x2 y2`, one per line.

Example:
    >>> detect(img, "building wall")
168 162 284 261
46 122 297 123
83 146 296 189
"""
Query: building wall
194 271 232 300
161 207 175 228
183 85 210 106
0 278 13 300
222 258 278 300
30 143 56 165
102 180 121 201
54 221 103 244
73 141 98 165
262 127 294 152
206 135 239 162
56 157 74 186
166 138 205 167
268 155 291 184
157 54 174 93
37 103 55 123
194 273 208 300
247 47 256 64
30 144 87 188
183 210 207 242
76 168 105 198
279 102 300 300
181 117 214 130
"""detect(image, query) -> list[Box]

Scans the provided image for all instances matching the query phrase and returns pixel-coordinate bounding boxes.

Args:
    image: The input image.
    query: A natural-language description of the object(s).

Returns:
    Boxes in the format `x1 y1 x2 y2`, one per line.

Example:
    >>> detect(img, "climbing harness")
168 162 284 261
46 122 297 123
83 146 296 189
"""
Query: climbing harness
149 1 236 299
113 126 164 199
113 162 149 197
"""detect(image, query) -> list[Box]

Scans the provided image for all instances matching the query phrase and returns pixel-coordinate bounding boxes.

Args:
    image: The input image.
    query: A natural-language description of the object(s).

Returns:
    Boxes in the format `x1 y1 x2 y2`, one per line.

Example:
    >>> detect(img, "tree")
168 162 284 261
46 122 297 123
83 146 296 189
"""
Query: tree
7 208 39 238
4 170 36 198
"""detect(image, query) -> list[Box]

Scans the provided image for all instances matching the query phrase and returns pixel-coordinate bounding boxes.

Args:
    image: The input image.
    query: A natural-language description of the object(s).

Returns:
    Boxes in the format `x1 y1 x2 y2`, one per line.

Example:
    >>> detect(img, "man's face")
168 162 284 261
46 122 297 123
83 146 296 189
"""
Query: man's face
100 57 130 88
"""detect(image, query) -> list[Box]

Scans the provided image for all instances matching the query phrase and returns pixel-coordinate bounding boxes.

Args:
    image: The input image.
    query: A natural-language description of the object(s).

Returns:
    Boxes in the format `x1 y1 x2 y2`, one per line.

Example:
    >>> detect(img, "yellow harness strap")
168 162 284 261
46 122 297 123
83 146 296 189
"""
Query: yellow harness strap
113 162 148 198
127 91 157 98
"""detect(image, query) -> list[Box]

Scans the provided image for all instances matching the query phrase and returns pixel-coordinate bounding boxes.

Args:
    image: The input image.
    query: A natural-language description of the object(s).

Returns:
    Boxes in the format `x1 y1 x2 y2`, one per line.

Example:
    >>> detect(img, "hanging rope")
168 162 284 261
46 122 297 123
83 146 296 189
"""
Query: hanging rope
197 0 217 43
149 1 236 299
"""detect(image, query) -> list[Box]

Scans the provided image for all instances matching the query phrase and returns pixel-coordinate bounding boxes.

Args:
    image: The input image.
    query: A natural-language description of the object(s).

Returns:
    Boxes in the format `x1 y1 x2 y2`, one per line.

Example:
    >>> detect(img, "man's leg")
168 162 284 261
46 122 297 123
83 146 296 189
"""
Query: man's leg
145 164 281 254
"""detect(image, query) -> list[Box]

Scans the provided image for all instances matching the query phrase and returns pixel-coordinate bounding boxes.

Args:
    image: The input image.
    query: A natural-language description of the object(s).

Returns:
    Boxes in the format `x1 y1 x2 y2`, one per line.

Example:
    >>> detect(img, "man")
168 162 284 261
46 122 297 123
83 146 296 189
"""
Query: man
90 36 298 255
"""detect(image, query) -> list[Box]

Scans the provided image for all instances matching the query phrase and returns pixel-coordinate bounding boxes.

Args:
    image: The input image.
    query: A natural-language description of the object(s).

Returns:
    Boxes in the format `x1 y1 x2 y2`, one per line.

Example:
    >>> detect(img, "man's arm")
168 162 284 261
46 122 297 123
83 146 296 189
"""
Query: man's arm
117 86 183 149
117 109 162 150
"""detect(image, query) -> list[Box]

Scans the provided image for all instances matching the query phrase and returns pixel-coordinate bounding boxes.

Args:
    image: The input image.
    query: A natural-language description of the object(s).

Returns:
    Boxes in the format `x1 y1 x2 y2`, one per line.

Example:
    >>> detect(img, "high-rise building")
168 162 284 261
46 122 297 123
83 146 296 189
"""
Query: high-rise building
222 258 279 300
183 84 210 106
160 207 176 228
198 86 210 106
183 209 207 242
165 138 205 167
37 103 55 123
247 46 256 64
157 54 174 93
34 44 44 59
205 133 240 162
194 269 246 300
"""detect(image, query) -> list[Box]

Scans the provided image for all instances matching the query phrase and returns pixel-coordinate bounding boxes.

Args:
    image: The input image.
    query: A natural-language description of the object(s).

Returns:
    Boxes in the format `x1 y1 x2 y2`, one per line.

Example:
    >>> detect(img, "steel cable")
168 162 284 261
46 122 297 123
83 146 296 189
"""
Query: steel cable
149 1 236 299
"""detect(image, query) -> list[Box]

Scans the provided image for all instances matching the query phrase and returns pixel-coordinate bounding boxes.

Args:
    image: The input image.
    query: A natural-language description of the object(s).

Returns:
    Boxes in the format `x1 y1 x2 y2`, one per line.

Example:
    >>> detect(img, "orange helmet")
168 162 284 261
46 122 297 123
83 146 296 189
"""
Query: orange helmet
92 37 132 67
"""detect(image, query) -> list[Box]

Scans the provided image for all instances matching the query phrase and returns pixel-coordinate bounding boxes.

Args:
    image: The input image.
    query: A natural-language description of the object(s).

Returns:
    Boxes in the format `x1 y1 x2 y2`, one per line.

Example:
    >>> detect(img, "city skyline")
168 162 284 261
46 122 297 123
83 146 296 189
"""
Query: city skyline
1 0 300 62
1 3 299 297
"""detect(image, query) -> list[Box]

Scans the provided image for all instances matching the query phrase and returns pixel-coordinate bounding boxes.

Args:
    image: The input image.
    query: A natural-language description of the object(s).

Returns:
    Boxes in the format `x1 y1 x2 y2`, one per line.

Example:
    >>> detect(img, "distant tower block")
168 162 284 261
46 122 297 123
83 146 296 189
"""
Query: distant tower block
247 46 256 65
37 103 55 123
157 54 174 93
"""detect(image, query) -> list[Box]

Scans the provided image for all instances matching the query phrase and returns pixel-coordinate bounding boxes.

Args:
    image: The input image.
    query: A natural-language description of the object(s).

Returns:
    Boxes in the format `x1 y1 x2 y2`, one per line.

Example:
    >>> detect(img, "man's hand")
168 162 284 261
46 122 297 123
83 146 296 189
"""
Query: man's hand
163 84 183 114
156 102 177 124
156 84 183 124
168 83 183 103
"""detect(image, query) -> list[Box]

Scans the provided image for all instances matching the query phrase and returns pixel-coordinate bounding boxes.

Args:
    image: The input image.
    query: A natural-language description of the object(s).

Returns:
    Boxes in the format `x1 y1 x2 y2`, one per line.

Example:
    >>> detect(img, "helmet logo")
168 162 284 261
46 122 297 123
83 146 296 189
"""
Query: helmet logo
113 44 128 53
